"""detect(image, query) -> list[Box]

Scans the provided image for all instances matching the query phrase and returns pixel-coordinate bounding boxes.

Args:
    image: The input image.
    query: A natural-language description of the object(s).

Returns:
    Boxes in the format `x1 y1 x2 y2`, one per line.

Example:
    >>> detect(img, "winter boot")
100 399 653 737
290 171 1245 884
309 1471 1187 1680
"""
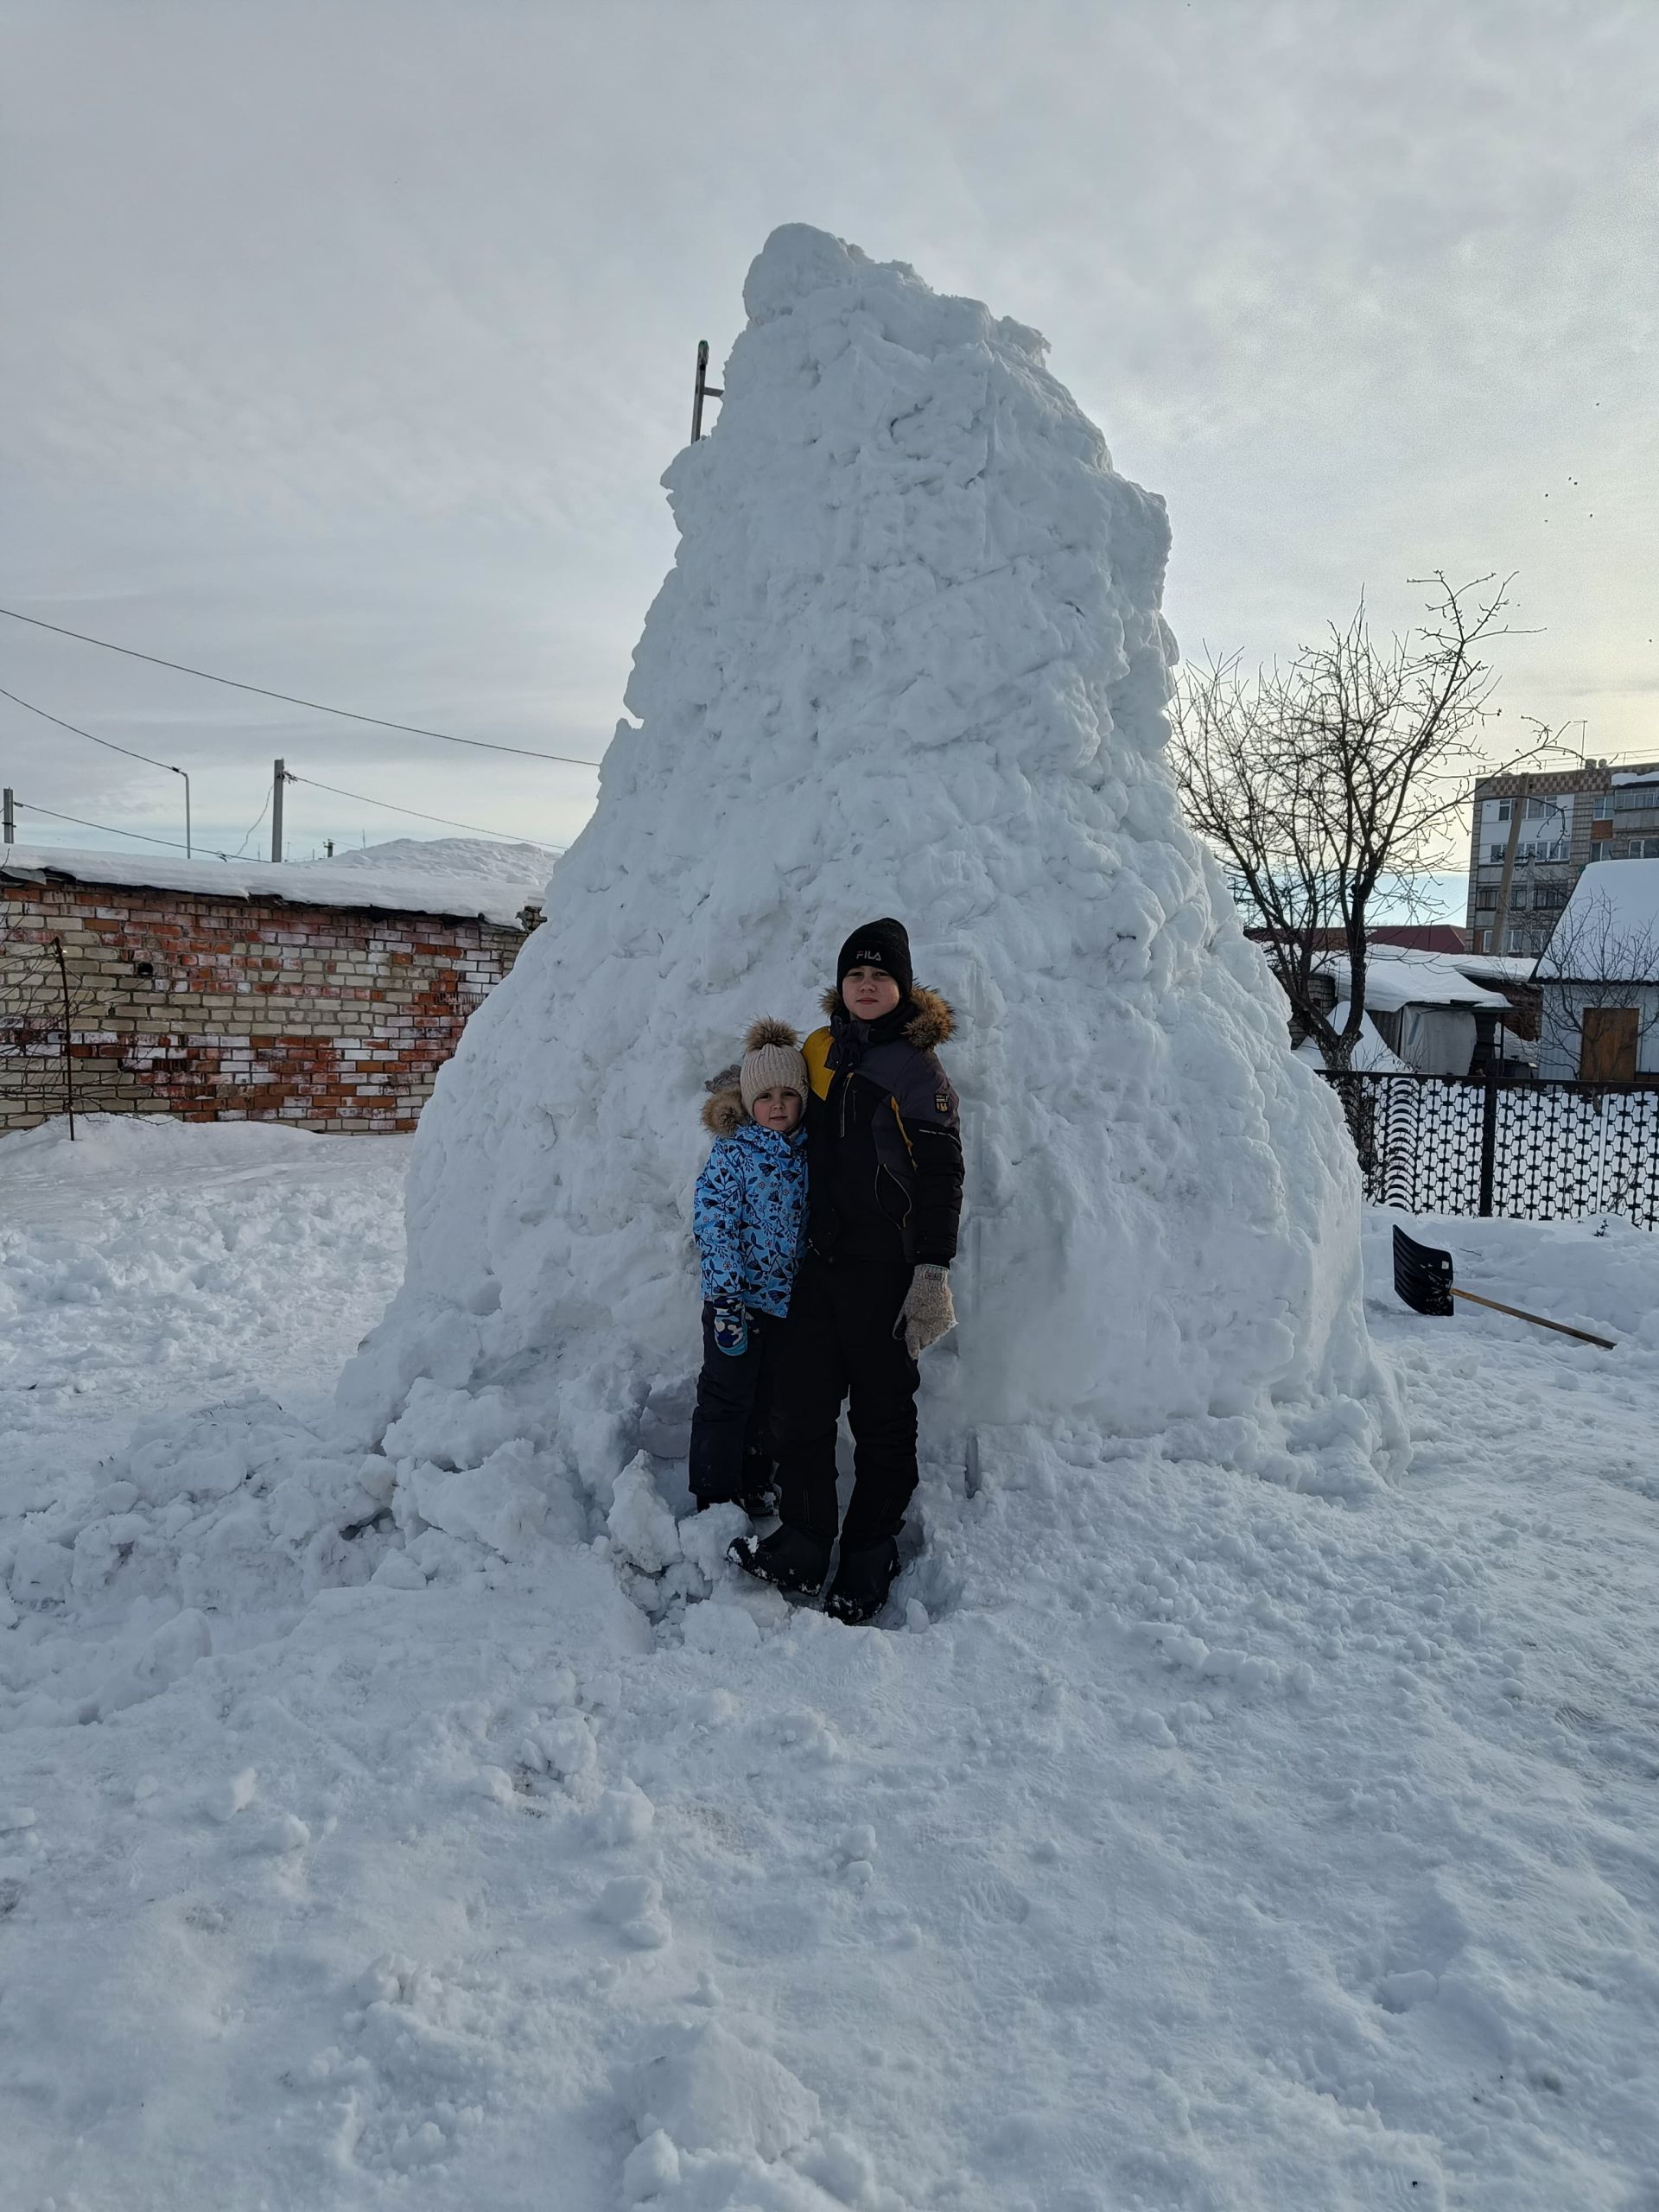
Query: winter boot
734 1452 777 1522
823 1536 900 1626
728 1522 831 1599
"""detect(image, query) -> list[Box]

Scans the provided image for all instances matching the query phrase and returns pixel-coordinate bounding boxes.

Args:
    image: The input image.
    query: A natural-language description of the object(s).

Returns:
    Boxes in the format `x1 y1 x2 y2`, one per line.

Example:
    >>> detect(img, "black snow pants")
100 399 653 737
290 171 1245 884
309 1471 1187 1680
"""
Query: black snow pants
771 1254 919 1549
688 1303 779 1507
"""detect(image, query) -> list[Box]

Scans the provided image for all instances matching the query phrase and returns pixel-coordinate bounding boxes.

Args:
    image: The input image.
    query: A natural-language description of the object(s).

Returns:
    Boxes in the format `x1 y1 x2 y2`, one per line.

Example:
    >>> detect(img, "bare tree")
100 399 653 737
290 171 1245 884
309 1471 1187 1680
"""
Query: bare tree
1535 888 1659 1082
1169 573 1550 1070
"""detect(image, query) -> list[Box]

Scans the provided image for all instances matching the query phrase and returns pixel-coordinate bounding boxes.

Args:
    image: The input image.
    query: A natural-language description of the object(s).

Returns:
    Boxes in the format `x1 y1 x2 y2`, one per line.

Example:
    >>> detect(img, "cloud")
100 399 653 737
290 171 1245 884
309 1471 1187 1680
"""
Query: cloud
3 0 1655 849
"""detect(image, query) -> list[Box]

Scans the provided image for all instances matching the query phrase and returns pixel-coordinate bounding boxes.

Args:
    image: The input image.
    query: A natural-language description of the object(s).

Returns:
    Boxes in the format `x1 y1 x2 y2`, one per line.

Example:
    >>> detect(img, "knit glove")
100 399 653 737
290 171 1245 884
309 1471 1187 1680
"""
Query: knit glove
712 1298 749 1357
895 1265 956 1359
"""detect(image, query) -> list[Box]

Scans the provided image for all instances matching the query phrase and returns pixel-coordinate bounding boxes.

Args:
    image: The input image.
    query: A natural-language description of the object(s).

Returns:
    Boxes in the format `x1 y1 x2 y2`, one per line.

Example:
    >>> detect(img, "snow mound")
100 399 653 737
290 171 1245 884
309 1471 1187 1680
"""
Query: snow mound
338 219 1395 1505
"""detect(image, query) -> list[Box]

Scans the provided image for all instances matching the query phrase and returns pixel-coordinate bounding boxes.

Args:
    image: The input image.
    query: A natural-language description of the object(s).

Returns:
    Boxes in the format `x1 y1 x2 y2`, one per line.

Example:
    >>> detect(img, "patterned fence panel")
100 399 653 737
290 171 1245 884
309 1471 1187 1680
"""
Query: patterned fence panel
1319 1073 1659 1229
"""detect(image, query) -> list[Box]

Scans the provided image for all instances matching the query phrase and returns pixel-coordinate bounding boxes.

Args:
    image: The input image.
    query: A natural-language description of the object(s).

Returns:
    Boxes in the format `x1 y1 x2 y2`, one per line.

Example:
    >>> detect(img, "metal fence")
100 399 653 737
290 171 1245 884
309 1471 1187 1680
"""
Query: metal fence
1319 1072 1659 1229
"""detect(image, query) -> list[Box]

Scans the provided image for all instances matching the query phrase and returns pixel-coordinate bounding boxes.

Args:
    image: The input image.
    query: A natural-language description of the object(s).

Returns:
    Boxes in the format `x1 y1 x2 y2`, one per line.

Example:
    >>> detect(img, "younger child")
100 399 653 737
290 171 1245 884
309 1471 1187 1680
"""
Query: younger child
689 1017 810 1516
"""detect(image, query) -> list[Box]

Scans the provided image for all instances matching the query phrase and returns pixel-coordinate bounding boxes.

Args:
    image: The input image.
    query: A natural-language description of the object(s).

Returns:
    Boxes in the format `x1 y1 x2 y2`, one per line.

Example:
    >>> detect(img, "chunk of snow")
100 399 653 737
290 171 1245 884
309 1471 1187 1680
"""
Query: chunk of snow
202 1768 257 1822
607 1456 683 1576
592 1781 655 1846
623 2018 822 2163
621 2130 681 2203
405 1439 556 1560
600 1876 672 1949
93 1608 213 1718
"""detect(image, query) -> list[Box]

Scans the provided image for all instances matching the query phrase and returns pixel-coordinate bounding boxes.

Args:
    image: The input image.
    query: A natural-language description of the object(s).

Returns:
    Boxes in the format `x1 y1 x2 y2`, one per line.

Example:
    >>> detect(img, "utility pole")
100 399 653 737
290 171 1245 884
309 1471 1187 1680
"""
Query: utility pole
1489 773 1532 957
3 787 13 847
271 758 286 863
691 340 723 442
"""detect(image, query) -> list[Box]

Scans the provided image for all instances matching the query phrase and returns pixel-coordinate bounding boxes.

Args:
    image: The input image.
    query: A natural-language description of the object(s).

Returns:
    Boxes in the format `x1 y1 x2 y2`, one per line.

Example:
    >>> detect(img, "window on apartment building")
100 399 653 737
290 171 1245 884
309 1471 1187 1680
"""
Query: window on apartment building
1490 797 1564 823
1532 883 1571 910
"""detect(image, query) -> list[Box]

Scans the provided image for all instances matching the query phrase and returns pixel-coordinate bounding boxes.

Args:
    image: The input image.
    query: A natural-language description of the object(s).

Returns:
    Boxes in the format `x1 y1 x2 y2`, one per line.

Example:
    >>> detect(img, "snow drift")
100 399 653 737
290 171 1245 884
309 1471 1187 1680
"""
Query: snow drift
338 221 1393 1503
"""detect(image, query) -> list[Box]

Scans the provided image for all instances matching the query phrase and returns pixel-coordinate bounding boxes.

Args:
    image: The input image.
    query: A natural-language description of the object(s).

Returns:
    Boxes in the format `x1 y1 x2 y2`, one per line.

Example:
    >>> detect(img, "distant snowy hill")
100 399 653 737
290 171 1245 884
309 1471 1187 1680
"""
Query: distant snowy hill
296 837 562 893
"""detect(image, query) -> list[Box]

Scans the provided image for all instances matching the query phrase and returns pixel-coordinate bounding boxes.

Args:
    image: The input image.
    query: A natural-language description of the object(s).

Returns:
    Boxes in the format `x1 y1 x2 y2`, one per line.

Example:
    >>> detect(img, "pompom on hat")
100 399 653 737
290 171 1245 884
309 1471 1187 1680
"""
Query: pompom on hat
738 1017 808 1111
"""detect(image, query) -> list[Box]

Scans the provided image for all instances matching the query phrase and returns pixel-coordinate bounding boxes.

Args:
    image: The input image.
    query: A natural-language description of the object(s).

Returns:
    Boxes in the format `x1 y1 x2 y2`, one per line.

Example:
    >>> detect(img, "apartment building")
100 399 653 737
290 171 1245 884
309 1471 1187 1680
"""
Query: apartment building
1465 760 1659 955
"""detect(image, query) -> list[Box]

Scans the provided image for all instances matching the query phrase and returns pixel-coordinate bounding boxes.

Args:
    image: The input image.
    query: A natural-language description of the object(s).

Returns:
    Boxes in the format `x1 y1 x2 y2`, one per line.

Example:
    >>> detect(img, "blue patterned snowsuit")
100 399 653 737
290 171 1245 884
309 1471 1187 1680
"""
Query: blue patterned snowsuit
693 1122 808 1319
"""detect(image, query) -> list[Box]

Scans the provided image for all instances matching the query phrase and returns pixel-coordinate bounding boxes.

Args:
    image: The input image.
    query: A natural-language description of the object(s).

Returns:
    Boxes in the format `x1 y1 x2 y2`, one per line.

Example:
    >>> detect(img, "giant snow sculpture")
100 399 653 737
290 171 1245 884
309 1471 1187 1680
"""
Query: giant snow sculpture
338 224 1390 1505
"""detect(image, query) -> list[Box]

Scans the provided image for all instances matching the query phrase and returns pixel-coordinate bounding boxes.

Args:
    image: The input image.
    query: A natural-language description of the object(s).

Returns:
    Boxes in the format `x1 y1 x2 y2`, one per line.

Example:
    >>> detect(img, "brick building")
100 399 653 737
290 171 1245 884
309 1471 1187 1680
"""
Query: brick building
0 845 542 1135
1465 760 1659 956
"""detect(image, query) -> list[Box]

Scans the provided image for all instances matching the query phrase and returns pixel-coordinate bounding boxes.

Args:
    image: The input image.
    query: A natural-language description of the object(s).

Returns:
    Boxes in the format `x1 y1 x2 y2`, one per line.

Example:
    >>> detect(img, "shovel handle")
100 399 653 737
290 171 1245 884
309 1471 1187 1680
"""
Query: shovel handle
1450 1286 1616 1350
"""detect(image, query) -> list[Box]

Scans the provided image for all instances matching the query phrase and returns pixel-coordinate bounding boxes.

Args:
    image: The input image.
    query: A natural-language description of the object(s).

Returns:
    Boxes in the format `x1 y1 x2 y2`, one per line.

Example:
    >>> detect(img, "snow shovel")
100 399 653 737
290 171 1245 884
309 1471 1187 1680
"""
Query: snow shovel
1391 1225 1616 1350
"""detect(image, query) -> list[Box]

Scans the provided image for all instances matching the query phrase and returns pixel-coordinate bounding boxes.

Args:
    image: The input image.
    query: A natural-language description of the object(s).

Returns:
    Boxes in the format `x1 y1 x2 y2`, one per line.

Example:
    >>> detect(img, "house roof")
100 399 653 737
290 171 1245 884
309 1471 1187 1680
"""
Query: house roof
1536 855 1659 982
0 840 556 930
1313 948 1511 1012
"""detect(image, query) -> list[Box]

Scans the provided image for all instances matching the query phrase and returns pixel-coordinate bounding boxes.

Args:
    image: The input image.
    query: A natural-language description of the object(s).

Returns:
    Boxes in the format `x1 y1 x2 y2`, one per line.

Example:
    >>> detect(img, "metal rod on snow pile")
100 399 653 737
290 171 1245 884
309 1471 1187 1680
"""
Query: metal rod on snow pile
51 934 76 1140
691 340 723 442
271 757 285 863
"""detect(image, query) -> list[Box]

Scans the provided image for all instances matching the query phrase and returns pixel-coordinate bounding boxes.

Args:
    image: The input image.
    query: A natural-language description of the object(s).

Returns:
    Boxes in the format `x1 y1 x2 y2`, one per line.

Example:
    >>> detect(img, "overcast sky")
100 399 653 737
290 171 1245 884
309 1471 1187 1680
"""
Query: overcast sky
3 1 1656 881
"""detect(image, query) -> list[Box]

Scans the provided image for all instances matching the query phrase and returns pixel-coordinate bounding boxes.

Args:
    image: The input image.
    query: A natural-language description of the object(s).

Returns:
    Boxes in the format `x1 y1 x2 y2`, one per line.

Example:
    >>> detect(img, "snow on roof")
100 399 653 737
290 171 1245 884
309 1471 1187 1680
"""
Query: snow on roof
0 837 558 929
1610 769 1659 785
1536 855 1659 979
1294 1013 1412 1074
1451 952 1538 987
1313 948 1511 1011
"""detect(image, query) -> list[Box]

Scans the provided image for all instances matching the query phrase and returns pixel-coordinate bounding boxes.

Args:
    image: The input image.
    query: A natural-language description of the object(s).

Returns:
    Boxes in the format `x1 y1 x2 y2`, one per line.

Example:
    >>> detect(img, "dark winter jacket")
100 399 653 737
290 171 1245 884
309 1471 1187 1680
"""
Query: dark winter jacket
693 1098 809 1319
802 986 963 1269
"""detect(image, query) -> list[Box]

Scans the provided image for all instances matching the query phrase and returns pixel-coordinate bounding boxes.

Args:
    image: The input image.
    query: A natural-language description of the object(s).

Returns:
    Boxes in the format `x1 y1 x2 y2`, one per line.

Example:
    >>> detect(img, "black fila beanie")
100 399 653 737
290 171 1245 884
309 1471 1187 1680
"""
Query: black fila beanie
836 917 913 1001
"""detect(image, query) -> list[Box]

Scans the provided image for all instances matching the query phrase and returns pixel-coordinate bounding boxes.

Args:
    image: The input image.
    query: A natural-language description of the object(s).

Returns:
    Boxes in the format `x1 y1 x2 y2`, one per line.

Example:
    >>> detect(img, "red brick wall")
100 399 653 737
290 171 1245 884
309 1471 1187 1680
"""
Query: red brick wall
0 876 525 1134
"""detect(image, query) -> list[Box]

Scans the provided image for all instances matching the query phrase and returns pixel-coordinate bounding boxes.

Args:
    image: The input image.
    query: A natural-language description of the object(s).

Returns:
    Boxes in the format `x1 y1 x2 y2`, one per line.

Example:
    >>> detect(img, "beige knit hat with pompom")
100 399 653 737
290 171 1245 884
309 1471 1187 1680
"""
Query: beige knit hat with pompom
739 1016 808 1111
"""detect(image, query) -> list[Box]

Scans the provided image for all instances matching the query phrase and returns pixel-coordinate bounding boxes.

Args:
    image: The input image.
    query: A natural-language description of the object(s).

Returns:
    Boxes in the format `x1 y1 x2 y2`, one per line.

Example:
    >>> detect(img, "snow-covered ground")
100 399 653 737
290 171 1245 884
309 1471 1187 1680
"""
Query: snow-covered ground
2 1120 1656 2209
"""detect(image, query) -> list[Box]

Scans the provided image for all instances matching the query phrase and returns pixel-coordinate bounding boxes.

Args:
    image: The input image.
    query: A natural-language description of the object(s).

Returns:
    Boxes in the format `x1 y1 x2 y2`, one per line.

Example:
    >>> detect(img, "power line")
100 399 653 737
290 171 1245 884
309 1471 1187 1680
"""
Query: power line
9 798 228 859
232 784 273 861
286 771 563 847
0 682 189 779
0 603 605 768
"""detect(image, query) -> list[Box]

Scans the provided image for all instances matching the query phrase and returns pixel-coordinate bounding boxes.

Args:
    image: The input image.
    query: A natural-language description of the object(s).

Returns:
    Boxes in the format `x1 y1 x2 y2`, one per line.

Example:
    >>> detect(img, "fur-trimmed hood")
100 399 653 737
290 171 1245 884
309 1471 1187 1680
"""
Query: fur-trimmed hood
701 1085 747 1138
818 983 956 1050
